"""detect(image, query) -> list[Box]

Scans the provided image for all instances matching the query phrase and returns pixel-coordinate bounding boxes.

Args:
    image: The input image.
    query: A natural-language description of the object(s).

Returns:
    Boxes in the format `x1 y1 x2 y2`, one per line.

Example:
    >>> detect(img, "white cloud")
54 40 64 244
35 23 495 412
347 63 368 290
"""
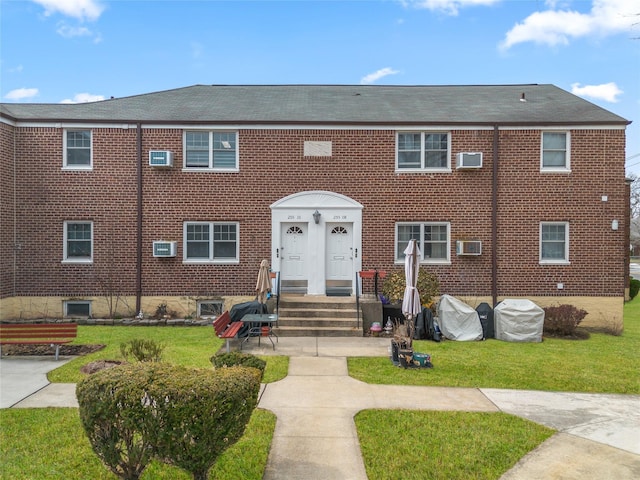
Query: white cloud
403 0 500 16
60 93 105 103
361 67 400 85
500 0 638 50
56 23 92 38
571 82 623 103
32 0 105 21
5 88 39 100
8 65 24 74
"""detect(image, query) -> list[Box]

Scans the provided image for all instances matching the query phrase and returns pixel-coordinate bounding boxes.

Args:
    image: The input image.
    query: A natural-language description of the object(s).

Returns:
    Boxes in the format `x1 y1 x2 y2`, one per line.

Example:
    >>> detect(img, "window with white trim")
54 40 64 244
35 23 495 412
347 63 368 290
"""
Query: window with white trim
184 222 239 262
541 132 570 171
64 300 91 318
64 221 93 262
396 222 450 263
397 132 450 171
64 129 92 169
540 222 569 263
184 131 238 170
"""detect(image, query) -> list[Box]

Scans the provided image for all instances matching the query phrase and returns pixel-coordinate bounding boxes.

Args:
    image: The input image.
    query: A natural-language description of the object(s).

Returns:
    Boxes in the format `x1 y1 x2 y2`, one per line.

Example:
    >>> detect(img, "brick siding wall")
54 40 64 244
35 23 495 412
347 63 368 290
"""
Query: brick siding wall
4 125 627 302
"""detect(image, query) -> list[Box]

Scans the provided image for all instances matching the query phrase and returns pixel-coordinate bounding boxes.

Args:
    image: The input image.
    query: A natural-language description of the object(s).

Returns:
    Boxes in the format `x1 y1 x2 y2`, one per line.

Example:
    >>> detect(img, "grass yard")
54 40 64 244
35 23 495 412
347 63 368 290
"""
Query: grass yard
349 296 640 393
47 326 289 384
0 408 276 480
355 410 554 480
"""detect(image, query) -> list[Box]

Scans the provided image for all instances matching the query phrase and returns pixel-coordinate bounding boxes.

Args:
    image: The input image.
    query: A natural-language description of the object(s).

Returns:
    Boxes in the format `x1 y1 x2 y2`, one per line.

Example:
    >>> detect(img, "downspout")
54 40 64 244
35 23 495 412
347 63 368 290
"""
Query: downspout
136 123 143 314
492 125 499 307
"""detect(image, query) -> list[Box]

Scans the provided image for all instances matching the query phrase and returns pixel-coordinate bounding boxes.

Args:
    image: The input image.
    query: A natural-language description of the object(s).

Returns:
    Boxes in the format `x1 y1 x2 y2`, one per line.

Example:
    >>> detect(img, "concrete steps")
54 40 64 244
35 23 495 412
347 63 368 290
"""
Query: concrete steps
274 295 363 337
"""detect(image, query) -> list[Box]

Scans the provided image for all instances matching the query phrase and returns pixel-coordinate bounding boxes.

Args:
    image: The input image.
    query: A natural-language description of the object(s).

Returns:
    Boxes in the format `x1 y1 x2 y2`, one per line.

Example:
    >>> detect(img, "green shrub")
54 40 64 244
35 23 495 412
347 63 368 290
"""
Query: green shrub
381 268 439 306
211 352 266 380
543 304 588 337
77 363 262 480
76 364 161 480
120 338 165 362
630 279 640 300
153 365 262 480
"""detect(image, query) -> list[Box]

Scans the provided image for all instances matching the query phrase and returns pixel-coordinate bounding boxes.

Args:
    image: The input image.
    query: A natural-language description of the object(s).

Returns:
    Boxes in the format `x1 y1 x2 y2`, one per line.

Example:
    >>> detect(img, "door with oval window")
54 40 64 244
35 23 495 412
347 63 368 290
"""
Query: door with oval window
325 223 353 295
280 223 307 293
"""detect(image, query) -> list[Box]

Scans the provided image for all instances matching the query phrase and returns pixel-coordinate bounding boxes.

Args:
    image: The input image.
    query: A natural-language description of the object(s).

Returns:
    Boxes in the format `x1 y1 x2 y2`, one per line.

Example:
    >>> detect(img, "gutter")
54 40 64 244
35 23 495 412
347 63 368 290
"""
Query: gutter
136 123 142 314
492 125 499 307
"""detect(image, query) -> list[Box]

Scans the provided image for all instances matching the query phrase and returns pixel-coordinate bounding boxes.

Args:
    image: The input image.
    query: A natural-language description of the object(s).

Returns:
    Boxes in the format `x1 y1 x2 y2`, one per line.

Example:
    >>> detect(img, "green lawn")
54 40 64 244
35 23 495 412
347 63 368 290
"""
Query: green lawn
48 326 289 384
349 297 640 393
1 297 637 479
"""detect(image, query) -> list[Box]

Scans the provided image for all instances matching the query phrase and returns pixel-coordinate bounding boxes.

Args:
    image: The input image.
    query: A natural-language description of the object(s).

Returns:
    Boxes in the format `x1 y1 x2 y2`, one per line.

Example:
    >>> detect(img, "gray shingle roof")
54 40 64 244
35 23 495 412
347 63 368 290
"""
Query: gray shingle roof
0 84 630 125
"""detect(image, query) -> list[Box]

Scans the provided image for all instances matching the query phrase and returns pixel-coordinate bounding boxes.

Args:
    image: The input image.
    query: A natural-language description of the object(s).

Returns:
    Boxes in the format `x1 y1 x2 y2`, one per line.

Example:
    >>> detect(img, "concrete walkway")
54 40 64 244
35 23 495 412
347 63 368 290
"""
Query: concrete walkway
1 337 639 479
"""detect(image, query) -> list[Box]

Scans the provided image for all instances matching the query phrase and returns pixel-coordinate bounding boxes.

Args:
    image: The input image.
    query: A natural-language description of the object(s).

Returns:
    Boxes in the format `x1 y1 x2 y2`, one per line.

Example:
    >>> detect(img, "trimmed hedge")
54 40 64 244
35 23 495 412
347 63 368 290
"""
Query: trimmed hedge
77 362 262 480
211 351 266 380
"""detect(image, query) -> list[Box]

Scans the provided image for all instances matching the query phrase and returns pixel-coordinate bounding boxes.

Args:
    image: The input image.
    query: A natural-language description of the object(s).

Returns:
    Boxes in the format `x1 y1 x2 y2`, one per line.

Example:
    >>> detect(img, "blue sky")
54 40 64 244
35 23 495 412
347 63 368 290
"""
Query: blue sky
1 0 639 173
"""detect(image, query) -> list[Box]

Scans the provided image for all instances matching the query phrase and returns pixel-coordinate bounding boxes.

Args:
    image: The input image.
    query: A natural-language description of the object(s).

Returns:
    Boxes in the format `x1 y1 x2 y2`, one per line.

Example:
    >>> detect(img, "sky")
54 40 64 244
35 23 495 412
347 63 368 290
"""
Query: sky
1 0 639 173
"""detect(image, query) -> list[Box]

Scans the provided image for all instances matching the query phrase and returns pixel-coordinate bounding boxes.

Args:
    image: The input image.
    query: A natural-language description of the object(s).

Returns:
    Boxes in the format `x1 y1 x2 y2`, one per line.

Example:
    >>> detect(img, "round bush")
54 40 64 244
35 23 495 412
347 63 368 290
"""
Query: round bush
77 362 262 480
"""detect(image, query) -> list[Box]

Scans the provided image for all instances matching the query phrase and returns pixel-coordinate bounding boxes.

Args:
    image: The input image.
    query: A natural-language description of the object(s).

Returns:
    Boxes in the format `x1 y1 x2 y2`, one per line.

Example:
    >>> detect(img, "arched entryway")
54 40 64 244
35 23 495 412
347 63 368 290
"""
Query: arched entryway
270 191 363 295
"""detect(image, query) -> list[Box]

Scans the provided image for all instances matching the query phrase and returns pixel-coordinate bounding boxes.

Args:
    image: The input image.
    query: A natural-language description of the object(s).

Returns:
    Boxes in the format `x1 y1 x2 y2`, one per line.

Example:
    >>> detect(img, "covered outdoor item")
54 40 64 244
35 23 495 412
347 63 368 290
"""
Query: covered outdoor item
494 299 544 343
230 301 268 337
255 259 272 304
476 302 495 339
437 294 483 341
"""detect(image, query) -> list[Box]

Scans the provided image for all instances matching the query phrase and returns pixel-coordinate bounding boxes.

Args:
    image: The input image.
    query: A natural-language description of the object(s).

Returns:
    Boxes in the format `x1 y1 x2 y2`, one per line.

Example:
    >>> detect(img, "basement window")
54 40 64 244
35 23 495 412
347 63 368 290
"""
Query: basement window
64 300 91 318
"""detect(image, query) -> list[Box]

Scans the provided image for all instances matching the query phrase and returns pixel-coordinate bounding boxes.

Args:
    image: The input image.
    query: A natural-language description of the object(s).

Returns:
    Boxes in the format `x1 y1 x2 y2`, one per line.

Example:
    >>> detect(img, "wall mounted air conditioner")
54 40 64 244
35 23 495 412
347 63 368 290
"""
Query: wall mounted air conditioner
149 150 173 167
456 152 482 169
153 241 177 258
456 240 482 256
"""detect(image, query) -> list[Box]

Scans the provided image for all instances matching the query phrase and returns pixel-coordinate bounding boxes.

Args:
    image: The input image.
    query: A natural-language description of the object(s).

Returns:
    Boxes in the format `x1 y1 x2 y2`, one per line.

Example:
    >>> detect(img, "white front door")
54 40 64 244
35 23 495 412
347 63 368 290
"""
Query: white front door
280 223 308 290
326 223 353 284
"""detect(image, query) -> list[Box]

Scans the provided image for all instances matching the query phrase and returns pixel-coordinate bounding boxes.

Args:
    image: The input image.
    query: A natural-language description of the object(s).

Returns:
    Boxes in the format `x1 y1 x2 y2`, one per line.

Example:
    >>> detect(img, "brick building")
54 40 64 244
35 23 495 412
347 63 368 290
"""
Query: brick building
0 84 631 328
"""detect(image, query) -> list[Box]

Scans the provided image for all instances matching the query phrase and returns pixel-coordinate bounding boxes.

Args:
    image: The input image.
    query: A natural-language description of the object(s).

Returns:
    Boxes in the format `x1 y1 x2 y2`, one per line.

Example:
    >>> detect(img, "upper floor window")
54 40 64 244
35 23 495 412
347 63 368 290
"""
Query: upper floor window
63 221 93 263
396 222 450 264
64 129 92 169
184 222 239 263
541 132 570 171
540 222 569 264
184 131 238 170
397 132 450 171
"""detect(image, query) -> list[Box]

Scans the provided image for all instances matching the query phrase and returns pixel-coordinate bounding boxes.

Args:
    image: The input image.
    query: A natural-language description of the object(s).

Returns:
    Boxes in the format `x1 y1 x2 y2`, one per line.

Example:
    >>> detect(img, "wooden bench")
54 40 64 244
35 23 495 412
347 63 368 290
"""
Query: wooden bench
0 323 78 360
213 311 244 353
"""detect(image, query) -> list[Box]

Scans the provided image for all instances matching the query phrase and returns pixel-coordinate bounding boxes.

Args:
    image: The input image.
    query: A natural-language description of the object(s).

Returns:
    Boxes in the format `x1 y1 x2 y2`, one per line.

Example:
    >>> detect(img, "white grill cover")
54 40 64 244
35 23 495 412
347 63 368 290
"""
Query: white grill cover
494 299 544 343
437 294 483 341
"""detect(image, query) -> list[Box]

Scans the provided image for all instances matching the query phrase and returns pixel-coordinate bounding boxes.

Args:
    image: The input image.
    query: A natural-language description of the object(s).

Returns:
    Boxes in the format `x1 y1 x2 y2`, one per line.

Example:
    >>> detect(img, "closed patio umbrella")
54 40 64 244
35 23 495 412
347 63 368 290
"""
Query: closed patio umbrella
401 239 421 344
255 259 272 304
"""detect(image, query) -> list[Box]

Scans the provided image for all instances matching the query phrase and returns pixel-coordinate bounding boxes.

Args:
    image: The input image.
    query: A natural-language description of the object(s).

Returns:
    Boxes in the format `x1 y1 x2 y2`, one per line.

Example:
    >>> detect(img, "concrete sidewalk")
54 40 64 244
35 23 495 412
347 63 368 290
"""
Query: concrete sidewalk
1 337 639 479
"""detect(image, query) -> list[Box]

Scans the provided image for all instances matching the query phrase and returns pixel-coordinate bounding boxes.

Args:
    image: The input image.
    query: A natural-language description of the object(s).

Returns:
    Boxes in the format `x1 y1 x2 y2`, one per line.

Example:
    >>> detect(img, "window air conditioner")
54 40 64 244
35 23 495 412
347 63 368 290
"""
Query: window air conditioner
456 152 482 169
149 150 173 167
456 240 482 256
153 241 177 258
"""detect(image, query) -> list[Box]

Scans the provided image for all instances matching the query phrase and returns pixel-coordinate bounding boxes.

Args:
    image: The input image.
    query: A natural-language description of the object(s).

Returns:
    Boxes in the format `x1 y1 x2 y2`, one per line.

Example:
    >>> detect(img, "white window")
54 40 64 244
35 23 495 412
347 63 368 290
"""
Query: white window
541 132 570 171
540 222 569 263
184 131 238 170
63 129 92 169
184 222 239 263
397 132 450 171
64 300 91 318
396 222 450 264
64 221 93 263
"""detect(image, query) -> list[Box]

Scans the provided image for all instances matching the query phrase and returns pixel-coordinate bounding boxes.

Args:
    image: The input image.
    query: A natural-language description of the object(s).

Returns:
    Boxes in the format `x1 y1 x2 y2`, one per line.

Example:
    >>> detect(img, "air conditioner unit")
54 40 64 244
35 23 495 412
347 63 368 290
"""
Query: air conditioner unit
456 152 482 169
149 150 173 167
456 240 482 256
153 241 177 258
